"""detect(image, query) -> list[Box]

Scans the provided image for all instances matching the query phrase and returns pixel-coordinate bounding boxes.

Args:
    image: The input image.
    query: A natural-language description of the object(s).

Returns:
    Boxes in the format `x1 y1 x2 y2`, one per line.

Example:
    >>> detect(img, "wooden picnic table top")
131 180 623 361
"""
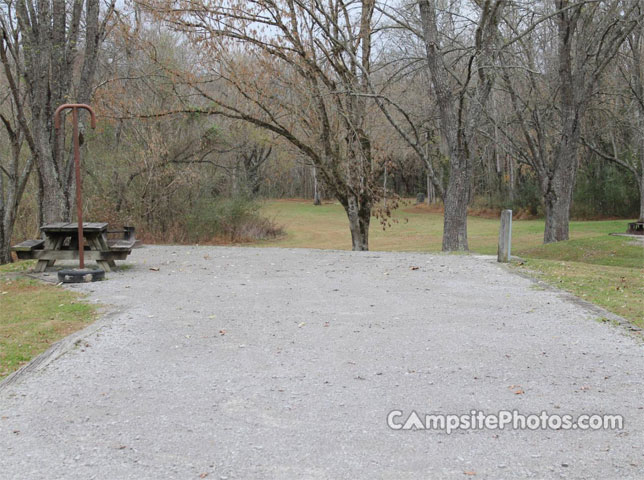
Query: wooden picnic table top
40 222 109 234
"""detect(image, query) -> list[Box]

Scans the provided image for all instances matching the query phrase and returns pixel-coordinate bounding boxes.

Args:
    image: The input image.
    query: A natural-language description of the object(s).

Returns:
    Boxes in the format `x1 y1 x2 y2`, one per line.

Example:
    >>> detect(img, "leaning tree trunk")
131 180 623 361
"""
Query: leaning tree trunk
344 194 370 251
442 158 469 251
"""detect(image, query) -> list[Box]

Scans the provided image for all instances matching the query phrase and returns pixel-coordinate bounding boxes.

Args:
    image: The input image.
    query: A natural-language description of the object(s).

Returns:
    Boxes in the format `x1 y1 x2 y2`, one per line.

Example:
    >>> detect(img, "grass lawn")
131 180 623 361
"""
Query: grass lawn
257 199 644 327
0 262 96 379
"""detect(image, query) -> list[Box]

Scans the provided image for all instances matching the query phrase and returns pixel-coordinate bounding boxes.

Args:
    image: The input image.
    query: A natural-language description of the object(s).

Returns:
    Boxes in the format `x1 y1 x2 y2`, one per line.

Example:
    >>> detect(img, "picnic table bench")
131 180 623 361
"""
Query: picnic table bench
12 222 136 273
627 222 644 235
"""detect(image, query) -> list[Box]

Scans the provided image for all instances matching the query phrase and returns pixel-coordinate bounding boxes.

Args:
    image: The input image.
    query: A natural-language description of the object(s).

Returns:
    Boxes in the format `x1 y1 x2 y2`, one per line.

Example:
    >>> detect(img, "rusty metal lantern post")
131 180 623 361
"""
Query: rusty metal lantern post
54 104 96 270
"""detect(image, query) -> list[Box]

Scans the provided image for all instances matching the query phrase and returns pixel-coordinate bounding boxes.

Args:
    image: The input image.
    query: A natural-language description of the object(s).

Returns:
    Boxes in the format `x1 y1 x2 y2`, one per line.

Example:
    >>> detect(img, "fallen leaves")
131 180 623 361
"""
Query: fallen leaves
508 385 525 395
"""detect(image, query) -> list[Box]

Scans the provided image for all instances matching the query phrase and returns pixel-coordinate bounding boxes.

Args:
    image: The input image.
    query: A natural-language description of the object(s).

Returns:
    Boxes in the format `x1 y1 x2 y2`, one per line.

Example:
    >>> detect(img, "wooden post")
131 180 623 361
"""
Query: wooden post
497 209 512 263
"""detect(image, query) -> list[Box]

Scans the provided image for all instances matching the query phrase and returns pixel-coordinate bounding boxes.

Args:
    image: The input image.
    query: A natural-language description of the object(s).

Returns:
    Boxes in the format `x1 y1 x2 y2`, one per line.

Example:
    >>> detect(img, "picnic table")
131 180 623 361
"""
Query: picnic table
627 221 644 235
12 222 135 273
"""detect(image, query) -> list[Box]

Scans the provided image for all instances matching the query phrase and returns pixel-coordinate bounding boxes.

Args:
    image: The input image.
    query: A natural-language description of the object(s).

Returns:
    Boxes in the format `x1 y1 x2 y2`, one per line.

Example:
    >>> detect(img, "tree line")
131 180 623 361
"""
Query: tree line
1 0 643 260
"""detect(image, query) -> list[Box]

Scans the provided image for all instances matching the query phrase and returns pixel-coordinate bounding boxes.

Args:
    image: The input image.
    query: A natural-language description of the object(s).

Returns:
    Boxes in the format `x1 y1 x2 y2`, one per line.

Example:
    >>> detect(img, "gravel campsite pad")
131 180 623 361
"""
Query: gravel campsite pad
1 246 643 479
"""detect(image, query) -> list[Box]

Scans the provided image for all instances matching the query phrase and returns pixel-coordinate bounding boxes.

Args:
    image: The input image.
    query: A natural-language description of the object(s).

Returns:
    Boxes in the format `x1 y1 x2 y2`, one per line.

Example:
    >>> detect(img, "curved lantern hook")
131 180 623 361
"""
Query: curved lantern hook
54 104 97 130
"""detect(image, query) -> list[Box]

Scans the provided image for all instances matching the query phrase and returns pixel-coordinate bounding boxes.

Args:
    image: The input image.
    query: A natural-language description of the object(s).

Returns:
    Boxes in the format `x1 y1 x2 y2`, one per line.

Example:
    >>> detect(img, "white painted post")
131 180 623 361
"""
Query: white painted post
497 209 512 263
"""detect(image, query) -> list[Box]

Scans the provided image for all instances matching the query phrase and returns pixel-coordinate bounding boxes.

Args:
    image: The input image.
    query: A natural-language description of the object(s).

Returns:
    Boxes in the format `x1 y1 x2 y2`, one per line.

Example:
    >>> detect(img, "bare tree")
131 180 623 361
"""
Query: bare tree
149 0 388 250
0 92 32 263
499 0 642 243
418 0 505 250
363 0 505 250
583 8 644 223
0 0 115 225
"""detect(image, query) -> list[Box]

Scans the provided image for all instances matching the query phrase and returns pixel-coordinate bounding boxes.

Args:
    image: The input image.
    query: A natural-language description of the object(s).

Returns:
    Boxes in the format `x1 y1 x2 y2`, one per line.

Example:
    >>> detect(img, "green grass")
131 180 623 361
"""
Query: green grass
0 274 96 379
0 259 36 273
515 259 643 327
258 200 637 255
257 199 643 327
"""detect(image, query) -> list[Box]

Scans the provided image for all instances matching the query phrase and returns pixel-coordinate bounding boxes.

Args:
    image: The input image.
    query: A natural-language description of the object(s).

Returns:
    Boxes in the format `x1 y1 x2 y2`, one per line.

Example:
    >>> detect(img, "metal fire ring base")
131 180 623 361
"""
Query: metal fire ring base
57 269 105 284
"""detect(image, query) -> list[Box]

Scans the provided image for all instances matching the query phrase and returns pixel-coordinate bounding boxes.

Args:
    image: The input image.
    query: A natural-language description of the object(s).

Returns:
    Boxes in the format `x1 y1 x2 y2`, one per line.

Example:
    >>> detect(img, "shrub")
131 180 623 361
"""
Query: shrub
185 196 283 243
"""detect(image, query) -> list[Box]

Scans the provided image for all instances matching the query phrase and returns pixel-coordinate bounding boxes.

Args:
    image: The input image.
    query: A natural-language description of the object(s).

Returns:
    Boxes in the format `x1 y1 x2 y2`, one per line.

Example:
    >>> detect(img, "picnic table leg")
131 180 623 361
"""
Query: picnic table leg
96 233 116 269
35 234 61 272
47 235 65 267
35 260 49 273
87 234 112 272
97 260 112 272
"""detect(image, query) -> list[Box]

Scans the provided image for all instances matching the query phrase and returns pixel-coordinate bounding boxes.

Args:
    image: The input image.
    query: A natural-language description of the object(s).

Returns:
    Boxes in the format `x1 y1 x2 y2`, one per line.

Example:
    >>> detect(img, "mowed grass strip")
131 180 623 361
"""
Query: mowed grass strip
516 258 644 328
0 269 96 379
257 199 643 327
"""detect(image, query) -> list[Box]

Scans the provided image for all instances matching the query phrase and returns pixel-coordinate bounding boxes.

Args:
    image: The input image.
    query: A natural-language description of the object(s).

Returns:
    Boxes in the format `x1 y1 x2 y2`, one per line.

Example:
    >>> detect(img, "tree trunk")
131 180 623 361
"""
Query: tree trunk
0 124 33 264
542 105 580 243
544 192 571 243
542 165 575 243
419 0 502 251
313 167 321 205
0 207 17 264
442 161 469 250
638 122 644 222
38 155 70 224
0 238 11 264
383 164 387 209
638 170 644 223
0 206 9 264
419 0 468 251
508 157 515 204
344 194 370 251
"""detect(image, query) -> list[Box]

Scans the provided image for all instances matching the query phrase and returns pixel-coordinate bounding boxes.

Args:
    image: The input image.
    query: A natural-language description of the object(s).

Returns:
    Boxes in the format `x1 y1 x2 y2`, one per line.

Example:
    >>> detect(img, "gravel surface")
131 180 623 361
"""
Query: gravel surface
1 245 643 479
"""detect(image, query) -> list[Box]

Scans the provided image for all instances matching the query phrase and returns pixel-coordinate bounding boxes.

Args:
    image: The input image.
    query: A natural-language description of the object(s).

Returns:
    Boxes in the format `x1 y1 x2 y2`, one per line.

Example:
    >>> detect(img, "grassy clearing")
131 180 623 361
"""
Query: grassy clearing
258 200 634 255
257 199 643 327
0 264 96 379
